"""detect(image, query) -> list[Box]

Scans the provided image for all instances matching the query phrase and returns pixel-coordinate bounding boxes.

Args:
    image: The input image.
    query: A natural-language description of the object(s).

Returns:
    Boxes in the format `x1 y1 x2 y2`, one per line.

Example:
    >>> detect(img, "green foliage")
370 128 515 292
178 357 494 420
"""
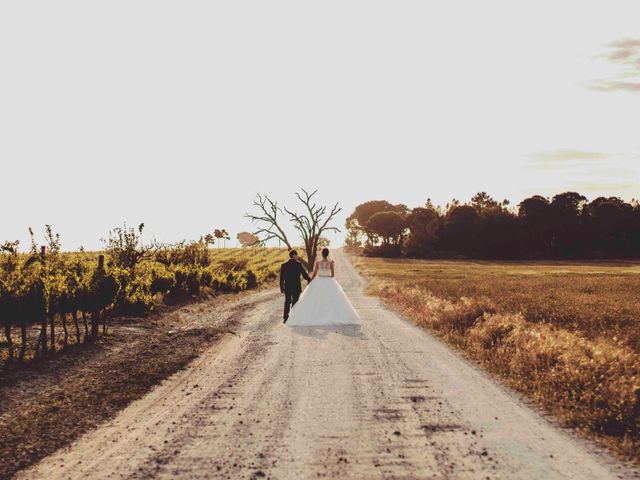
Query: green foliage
156 239 211 267
118 276 154 316
1 226 289 365
150 270 176 295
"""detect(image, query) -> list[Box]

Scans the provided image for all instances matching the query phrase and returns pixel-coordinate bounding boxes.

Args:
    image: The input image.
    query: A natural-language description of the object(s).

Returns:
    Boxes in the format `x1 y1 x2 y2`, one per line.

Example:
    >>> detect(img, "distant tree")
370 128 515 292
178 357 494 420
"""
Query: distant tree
366 211 407 245
403 207 440 257
470 192 499 213
204 233 215 248
346 200 408 246
317 236 330 248
424 198 438 211
550 192 587 257
213 229 224 248
476 208 520 258
445 199 461 212
586 197 636 256
221 229 230 248
237 232 261 247
440 205 479 253
344 216 362 248
551 191 588 216
518 196 552 257
632 201 640 255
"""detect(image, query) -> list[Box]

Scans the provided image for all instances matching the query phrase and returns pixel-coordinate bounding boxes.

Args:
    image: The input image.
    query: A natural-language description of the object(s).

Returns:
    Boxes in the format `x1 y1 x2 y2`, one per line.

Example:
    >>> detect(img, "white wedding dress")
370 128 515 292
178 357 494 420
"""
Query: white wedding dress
286 258 361 327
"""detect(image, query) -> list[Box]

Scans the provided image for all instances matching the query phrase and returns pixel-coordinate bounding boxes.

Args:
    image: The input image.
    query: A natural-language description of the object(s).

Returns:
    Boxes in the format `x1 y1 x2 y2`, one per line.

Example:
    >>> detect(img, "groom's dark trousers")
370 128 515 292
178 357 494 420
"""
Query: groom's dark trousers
280 259 311 321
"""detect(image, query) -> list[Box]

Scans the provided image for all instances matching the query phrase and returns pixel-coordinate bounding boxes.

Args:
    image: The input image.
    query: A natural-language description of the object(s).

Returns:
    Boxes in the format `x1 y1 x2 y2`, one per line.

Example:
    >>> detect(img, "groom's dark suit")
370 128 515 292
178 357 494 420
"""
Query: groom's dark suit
280 259 311 321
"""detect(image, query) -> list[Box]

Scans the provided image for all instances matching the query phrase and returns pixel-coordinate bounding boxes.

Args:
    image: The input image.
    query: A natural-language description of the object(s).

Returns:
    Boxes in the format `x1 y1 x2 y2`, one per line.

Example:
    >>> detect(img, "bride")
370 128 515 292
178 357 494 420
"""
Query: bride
285 248 361 327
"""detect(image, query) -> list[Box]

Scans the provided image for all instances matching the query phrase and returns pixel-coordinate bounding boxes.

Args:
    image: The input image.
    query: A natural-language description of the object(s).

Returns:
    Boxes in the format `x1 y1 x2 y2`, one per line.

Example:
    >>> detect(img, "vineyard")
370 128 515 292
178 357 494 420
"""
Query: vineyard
0 226 288 366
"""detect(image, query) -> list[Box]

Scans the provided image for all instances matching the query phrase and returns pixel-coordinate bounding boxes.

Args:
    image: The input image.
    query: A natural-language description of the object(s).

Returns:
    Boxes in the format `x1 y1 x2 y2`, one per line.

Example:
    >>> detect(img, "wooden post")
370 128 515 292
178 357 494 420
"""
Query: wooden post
49 312 56 352
98 254 106 336
39 245 47 356
91 255 104 338
4 317 13 362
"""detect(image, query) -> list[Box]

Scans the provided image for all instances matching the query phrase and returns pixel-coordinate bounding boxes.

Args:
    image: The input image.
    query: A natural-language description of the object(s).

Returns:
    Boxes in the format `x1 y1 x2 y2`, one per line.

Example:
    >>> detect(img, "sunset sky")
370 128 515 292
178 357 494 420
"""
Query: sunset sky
1 1 639 249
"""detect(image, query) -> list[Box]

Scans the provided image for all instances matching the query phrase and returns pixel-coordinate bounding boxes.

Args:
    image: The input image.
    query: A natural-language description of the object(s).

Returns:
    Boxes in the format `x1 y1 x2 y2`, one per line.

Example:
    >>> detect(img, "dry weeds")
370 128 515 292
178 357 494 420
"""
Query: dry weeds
351 256 640 461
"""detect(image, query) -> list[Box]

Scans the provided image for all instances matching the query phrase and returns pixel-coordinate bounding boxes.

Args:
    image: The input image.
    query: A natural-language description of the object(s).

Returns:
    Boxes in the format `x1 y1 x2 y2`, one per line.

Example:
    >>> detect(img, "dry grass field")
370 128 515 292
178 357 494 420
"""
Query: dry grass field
349 255 640 461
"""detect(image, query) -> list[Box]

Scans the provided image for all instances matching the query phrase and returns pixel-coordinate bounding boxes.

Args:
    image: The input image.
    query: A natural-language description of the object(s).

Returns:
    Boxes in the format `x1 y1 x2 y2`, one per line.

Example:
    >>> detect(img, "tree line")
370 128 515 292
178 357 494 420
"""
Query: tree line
346 192 640 259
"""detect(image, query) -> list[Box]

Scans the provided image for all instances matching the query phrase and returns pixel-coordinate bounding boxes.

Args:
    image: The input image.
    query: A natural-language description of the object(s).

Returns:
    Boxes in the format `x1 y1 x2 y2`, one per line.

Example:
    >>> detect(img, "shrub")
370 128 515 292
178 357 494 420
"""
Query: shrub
150 272 176 295
245 269 258 289
220 258 249 271
186 268 201 295
118 278 154 317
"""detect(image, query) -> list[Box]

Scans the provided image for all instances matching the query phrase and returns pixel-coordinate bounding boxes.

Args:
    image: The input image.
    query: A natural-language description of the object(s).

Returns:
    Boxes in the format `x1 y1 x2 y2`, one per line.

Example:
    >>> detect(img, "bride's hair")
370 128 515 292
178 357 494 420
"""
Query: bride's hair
321 248 329 258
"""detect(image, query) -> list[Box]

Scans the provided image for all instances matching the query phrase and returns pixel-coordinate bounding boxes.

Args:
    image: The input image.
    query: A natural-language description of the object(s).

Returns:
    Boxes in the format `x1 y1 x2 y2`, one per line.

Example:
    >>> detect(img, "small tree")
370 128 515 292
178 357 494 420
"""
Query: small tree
103 223 155 272
403 207 441 257
214 229 224 248
366 211 407 245
221 229 230 248
237 231 261 247
204 233 215 248
470 192 499 213
317 236 330 248
346 200 408 246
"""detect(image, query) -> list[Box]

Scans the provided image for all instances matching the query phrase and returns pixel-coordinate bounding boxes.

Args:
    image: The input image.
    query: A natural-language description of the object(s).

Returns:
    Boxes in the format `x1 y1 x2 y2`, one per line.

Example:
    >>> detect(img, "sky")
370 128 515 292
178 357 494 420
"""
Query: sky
1 1 639 250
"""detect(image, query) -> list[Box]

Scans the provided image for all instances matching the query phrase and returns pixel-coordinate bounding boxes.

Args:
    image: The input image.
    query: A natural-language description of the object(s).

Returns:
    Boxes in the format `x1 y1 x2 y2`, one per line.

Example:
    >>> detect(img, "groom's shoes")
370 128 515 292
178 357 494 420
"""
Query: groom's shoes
283 316 288 324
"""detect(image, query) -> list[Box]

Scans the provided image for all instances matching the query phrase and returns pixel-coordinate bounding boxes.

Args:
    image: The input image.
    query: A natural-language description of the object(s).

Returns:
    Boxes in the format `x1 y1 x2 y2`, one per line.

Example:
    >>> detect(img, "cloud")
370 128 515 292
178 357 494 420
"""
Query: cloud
567 181 639 194
522 149 634 173
606 38 640 61
586 38 640 94
587 80 640 92
520 181 638 202
527 149 609 164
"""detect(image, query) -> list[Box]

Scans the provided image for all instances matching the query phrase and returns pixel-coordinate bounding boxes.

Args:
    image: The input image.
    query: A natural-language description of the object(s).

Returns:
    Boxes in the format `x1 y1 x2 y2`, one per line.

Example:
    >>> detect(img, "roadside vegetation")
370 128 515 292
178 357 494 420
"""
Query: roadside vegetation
0 224 288 478
350 254 640 461
0 224 288 366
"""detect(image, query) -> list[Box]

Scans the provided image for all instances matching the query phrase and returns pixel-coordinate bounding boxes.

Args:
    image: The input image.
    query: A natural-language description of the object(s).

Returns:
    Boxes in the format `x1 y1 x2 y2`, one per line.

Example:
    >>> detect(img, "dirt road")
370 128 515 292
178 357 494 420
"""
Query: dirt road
18 250 635 479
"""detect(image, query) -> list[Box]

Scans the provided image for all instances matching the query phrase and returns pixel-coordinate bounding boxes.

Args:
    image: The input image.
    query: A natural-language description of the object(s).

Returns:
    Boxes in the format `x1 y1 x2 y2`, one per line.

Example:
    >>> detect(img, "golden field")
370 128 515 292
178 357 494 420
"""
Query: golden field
349 255 640 460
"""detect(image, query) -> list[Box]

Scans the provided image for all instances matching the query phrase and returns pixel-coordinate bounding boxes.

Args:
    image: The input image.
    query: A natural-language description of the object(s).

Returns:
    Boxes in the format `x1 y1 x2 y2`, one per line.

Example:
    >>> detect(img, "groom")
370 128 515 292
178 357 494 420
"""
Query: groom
280 250 311 323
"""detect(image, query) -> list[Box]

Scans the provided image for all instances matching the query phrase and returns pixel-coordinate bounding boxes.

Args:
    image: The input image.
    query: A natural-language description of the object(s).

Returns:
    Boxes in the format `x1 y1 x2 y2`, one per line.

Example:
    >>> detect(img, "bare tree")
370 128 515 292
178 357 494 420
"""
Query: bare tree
246 194 293 249
246 190 341 271
284 190 341 270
